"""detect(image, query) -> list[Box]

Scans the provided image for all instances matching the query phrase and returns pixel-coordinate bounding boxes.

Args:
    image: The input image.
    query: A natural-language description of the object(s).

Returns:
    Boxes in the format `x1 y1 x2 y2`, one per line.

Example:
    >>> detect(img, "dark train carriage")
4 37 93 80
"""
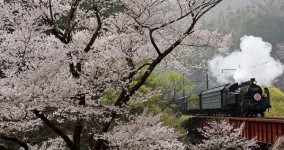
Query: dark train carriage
184 84 229 115
199 84 229 115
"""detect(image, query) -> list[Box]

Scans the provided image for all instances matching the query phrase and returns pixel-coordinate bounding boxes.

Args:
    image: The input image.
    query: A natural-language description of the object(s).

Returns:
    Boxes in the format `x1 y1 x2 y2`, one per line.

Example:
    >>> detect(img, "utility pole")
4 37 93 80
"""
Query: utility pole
182 73 187 111
206 68 209 90
183 73 185 98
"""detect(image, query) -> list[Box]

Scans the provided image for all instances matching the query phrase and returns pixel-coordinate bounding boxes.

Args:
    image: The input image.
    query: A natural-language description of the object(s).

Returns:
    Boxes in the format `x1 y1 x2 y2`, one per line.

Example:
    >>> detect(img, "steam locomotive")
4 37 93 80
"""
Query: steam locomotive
180 78 271 117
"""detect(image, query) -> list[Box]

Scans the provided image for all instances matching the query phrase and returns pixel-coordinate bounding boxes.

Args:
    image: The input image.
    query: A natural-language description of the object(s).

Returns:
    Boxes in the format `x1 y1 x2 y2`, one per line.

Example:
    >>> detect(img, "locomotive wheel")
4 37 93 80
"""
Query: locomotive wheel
260 112 265 117
244 111 250 117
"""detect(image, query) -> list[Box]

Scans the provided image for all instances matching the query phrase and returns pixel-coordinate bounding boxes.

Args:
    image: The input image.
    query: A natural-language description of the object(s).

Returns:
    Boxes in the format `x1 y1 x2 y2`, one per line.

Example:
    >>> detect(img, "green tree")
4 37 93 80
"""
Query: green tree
130 68 196 114
266 86 284 117
126 68 196 133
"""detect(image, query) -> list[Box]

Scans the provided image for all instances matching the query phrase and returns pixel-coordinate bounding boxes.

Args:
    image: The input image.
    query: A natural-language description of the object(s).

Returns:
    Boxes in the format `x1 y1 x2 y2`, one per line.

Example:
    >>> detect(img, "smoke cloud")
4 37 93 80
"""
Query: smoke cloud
208 35 284 86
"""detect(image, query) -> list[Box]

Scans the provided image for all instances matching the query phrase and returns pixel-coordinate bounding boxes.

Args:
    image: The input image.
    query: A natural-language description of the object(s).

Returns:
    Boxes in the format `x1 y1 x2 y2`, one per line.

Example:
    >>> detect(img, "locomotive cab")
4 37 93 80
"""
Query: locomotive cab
239 78 271 117
223 83 242 116
223 78 271 117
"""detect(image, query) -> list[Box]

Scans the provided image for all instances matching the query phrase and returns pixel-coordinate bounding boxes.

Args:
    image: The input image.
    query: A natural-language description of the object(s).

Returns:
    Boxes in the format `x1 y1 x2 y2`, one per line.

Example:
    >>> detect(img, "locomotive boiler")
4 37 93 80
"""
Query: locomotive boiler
184 78 271 117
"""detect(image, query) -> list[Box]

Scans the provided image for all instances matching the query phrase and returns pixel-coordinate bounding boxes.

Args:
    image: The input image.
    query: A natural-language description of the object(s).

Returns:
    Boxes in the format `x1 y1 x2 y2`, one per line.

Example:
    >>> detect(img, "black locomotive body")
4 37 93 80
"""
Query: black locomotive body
184 79 271 117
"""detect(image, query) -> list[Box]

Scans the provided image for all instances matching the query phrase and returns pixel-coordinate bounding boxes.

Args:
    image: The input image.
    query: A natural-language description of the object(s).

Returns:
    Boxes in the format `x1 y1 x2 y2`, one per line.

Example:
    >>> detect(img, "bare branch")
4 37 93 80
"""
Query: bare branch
63 0 82 43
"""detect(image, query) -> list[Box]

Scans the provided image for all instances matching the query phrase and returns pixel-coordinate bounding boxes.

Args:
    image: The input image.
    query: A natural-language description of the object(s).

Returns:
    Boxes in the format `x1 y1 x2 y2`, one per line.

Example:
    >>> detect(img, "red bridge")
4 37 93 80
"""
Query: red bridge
189 116 284 145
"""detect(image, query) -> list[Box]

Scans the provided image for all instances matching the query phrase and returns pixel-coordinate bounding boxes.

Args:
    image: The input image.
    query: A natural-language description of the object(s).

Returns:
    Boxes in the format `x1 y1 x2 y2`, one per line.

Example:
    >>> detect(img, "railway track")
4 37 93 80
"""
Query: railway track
194 116 284 122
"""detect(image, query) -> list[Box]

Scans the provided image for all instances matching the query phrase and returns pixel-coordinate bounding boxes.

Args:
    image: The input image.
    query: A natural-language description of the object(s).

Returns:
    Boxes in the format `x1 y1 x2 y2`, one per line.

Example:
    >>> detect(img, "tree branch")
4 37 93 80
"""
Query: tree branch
42 16 66 43
136 62 152 71
0 134 29 150
93 112 116 150
84 4 102 53
149 29 161 55
63 0 82 43
45 0 67 44
73 120 83 149
195 0 222 21
0 145 13 150
32 109 75 149
48 0 54 23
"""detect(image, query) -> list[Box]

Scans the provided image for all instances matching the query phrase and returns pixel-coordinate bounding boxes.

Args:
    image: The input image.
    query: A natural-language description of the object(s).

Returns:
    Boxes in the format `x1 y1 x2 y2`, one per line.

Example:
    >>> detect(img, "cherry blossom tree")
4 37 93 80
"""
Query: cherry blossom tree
102 110 186 150
272 136 284 150
191 119 259 150
0 0 229 149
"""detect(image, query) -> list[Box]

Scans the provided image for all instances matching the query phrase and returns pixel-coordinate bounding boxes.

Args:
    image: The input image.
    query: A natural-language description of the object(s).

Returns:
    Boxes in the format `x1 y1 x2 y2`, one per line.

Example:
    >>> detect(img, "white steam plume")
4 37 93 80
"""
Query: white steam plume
209 35 284 86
